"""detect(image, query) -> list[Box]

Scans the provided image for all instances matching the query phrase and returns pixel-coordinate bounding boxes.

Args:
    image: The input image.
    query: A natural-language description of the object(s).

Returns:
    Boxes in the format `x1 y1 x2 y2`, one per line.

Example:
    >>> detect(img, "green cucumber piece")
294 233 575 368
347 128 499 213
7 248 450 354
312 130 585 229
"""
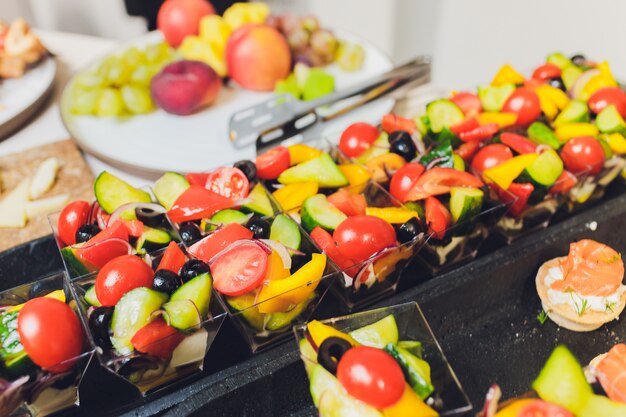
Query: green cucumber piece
596 104 626 134
61 246 91 277
241 183 274 216
355 132 389 164
170 272 212 319
210 209 249 226
269 214 301 250
546 52 573 69
578 394 626 417
84 285 102 307
0 311 37 378
562 65 583 91
426 99 465 133
135 227 172 254
527 122 560 149
553 100 589 127
153 172 190 210
94 171 152 214
225 293 264 330
299 338 316 364
163 299 201 331
278 153 348 188
302 68 335 101
309 364 346 408
524 149 564 187
397 340 424 358
416 115 430 136
452 154 465 171
449 187 484 224
348 314 399 349
301 194 347 232
477 84 515 112
384 343 434 400
404 201 425 221
4 351 35 379
265 295 313 331
111 287 168 355
318 388 384 417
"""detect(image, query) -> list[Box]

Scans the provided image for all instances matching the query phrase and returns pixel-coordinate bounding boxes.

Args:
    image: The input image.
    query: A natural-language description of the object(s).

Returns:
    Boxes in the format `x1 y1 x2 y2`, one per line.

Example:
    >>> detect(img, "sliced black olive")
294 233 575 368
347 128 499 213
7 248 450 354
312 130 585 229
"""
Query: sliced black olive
395 217 421 244
388 130 418 161
178 222 202 244
135 207 166 228
233 160 257 182
318 337 352 375
547 77 565 92
246 218 270 239
152 270 182 294
76 224 101 243
180 259 210 283
89 306 114 349
571 54 586 66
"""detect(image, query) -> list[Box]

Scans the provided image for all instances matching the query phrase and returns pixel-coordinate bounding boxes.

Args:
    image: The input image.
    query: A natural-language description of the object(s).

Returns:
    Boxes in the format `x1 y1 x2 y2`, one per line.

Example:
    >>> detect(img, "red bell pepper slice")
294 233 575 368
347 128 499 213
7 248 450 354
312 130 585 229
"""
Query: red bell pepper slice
455 141 481 161
496 182 534 218
381 113 416 134
167 185 234 224
450 117 479 136
131 318 185 360
500 132 537 155
75 221 131 269
185 172 210 187
458 123 499 142
310 226 359 277
327 189 367 216
425 197 452 240
157 241 187 273
188 223 253 263
550 170 578 195
404 167 484 201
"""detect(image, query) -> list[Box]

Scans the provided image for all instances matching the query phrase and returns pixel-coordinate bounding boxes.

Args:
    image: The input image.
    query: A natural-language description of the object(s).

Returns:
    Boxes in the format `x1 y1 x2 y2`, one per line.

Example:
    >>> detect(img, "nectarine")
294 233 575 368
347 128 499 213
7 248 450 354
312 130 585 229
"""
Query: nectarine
157 0 215 47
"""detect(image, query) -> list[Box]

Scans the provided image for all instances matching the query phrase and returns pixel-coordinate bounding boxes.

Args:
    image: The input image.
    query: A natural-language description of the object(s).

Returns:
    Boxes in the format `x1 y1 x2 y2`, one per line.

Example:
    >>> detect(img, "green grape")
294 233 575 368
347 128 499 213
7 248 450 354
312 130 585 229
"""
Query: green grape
106 57 133 86
95 88 124 117
70 86 100 115
75 71 105 89
145 42 170 63
122 46 145 70
335 41 365 72
129 64 157 87
96 55 117 79
121 85 154 114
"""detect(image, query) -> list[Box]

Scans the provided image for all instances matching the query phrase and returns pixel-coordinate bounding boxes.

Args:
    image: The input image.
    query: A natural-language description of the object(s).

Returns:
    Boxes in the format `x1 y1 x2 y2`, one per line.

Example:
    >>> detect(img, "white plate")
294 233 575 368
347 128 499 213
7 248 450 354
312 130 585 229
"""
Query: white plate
0 57 56 139
61 31 393 174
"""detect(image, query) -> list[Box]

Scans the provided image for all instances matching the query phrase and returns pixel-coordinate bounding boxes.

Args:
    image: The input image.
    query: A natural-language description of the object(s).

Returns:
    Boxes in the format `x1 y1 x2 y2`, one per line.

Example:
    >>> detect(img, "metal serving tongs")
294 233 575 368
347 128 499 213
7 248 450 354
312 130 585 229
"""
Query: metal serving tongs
228 56 431 152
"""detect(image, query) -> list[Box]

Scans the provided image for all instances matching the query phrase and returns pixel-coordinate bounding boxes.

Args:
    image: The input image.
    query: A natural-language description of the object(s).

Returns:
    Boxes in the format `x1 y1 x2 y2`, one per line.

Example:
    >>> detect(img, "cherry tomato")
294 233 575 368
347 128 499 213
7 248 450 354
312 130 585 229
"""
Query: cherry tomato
389 163 425 202
205 167 250 200
310 226 358 277
532 63 561 81
450 92 482 117
74 221 131 270
425 196 452 240
157 0 215 47
210 240 268 296
404 167 484 201
157 241 187 273
381 114 416 134
333 215 396 264
500 132 537 154
188 222 253 263
560 136 605 176
327 189 367 216
458 123 499 142
471 144 513 174
501 87 541 126
550 170 578 195
455 141 481 161
131 318 185 360
18 298 83 373
57 200 90 246
336 346 405 409
518 400 574 417
450 117 480 136
167 185 234 223
256 146 290 180
588 87 626 117
339 123 380 157
95 255 154 306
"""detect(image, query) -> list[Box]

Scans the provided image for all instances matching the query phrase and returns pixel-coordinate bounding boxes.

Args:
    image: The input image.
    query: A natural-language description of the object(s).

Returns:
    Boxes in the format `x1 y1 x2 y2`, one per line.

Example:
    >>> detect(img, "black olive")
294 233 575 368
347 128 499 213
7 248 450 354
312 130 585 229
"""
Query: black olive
135 207 166 228
152 270 182 294
395 217 421 244
317 337 352 375
388 130 417 161
547 77 565 91
233 160 257 182
290 253 312 274
571 54 586 66
179 222 202 244
89 306 114 349
75 224 101 243
180 259 210 283
246 218 270 239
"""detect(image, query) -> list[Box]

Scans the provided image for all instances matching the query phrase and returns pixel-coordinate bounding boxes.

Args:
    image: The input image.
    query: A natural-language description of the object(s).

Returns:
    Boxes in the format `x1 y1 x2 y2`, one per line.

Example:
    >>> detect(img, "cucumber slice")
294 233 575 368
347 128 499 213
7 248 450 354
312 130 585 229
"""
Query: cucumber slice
355 132 389 164
477 84 515 112
299 338 316 364
397 340 424 358
301 194 347 232
278 154 348 188
153 172 189 210
318 388 384 417
170 272 212 318
416 115 430 136
452 154 466 171
94 171 152 214
527 122 560 149
524 149 563 187
578 394 626 417
61 246 92 277
449 187 484 224
426 99 464 133
553 100 589 127
111 287 168 355
596 104 626 134
309 364 346 408
210 209 249 226
562 65 583 91
348 314 399 349
135 226 172 254
384 344 434 400
265 294 313 331
241 183 274 216
84 285 102 307
225 293 264 330
546 52 573 69
4 351 35 379
163 299 201 331
270 214 301 250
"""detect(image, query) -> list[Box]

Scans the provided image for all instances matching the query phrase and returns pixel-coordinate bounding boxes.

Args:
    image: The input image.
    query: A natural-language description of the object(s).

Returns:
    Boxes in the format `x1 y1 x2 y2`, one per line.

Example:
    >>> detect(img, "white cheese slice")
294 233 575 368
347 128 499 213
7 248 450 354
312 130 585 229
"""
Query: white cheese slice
29 157 60 199
26 194 69 219
0 179 31 228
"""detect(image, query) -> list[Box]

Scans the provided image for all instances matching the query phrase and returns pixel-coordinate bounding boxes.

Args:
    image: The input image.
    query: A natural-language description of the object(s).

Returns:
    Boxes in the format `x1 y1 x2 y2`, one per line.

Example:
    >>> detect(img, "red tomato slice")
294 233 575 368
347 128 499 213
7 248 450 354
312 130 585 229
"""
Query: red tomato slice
205 167 250 200
550 170 578 195
424 197 452 240
518 400 574 417
210 240 268 296
185 172 210 187
57 200 90 246
131 318 185 360
95 254 155 306
390 163 425 202
74 221 131 270
327 189 367 216
459 123 499 142
500 132 537 154
455 141 481 161
495 182 534 218
310 226 358 277
157 241 187 273
381 113 416 134
450 117 480 136
532 63 562 81
450 92 482 117
404 167 484 201
119 219 144 237
167 185 234 223
188 222 253 263
256 146 290 179
339 123 380 158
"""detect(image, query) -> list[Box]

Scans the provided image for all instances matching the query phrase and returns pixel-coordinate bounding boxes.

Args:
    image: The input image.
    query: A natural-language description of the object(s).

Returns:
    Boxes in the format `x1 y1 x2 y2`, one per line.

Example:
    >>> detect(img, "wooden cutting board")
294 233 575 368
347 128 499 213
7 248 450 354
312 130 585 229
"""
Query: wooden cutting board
0 139 93 251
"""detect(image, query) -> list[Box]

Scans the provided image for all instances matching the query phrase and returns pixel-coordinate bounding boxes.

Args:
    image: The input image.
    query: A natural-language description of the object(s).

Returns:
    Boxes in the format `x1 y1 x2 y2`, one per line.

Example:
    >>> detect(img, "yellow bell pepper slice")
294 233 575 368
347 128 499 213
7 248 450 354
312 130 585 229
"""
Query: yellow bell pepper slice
493 399 537 417
477 112 517 128
339 164 371 187
491 64 525 86
382 384 439 417
265 250 291 281
536 84 569 110
365 153 406 182
597 60 618 86
306 320 358 348
602 133 626 155
365 207 418 223
579 73 617 102
555 123 599 142
483 153 539 190
8 289 66 313
534 87 559 120
257 253 326 313
272 182 318 212
288 144 322 165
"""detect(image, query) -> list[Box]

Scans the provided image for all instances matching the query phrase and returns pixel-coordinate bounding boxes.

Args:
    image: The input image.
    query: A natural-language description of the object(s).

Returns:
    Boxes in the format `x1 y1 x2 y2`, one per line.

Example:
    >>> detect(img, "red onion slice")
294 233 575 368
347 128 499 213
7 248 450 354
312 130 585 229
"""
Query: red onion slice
259 239 292 270
481 384 502 417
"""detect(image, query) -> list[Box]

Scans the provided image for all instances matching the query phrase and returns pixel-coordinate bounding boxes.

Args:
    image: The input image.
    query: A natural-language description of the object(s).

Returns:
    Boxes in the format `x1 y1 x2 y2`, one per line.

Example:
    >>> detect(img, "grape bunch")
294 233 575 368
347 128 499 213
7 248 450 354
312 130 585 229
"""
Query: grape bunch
68 42 176 117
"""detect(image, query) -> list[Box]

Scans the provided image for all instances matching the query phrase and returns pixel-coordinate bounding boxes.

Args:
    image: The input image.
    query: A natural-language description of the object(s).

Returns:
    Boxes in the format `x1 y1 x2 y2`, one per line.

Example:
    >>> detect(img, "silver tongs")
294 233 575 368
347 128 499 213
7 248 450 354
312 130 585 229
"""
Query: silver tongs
228 56 432 151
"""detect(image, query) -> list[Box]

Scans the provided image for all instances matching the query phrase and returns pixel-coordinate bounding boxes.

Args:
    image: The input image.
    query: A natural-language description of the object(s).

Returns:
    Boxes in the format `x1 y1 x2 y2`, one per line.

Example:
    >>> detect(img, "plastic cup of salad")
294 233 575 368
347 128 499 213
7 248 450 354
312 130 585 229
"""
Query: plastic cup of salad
49 171 180 279
186 213 339 352
293 302 472 416
72 242 226 395
0 272 94 416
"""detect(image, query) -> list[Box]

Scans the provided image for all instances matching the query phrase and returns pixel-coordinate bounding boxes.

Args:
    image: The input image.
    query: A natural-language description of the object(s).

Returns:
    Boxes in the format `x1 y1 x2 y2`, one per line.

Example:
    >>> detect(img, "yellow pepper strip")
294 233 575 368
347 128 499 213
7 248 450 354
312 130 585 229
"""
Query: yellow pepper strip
579 72 617 101
365 153 406 182
602 133 626 154
597 61 618 86
288 144 322 166
477 112 517 128
339 164 371 187
541 85 569 109
365 207 418 223
257 253 326 314
493 399 538 417
536 89 559 120
483 153 539 190
306 320 359 348
491 64 525 86
382 385 439 417
272 182 318 212
555 123 599 143
8 290 66 313
265 250 291 281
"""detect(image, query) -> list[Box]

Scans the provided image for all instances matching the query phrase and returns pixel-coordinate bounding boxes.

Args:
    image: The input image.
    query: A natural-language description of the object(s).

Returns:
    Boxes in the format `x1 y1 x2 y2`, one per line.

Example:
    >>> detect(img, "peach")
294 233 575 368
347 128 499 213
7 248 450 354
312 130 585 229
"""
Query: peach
151 60 222 115
226 24 291 92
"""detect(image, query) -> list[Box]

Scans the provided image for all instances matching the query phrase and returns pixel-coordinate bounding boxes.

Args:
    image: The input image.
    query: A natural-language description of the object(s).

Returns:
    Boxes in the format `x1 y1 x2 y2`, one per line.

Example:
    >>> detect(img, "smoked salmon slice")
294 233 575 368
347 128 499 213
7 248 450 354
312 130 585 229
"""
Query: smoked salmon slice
596 344 626 404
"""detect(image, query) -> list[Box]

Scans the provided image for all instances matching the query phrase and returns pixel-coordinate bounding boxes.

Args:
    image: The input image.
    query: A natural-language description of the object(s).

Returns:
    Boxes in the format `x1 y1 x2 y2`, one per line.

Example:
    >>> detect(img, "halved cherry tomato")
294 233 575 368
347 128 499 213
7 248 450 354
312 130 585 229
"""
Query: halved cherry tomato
471 144 513 174
381 113 416 134
588 87 626 117
157 241 187 273
458 123 499 142
550 170 578 195
95 255 154 306
455 141 481 161
333 215 396 264
339 122 380 157
18 298 83 373
205 167 250 200
185 172 209 187
131 318 185 360
327 189 367 216
500 132 537 154
450 117 479 136
532 63 562 81
518 400 574 417
450 92 482 117
389 163 425 202
256 146 290 180
404 167 484 201
424 196 452 240
501 87 541 127
210 240 268 296
167 185 234 223
337 346 405 409
560 136 604 175
310 226 358 277
74 221 131 270
119 219 144 238
188 223 253 263
58 200 90 246
495 182 534 218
